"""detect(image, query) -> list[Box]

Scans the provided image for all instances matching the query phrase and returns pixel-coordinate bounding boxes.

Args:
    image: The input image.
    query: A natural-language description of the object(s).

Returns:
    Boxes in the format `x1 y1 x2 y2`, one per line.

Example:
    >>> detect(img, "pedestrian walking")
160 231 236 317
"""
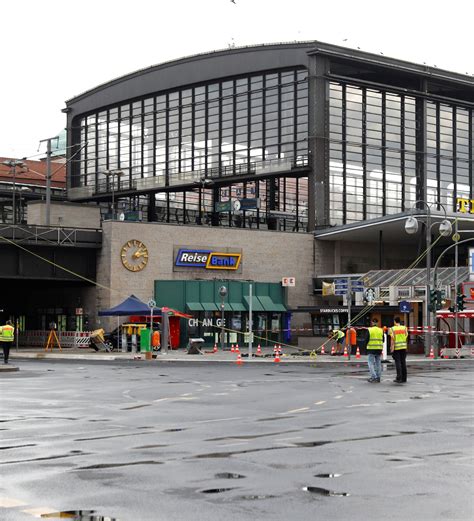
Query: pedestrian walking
366 318 383 382
0 320 15 364
390 317 408 383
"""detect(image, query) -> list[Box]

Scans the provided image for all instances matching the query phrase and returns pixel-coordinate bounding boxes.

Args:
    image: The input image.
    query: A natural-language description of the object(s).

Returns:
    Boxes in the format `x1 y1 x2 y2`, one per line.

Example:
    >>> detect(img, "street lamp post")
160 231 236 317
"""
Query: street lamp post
405 201 453 357
1 159 26 225
197 177 214 225
104 170 124 220
219 285 227 352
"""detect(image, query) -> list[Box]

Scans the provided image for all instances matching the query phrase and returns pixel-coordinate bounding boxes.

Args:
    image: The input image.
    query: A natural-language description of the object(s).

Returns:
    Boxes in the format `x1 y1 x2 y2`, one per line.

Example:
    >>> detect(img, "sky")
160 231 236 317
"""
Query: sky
1 0 473 159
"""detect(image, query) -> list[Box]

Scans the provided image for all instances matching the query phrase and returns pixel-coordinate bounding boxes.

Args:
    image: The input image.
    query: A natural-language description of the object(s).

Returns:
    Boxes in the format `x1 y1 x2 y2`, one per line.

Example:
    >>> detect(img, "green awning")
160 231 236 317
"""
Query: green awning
201 302 219 311
230 301 246 311
186 302 204 311
257 295 287 312
243 295 265 312
221 302 233 311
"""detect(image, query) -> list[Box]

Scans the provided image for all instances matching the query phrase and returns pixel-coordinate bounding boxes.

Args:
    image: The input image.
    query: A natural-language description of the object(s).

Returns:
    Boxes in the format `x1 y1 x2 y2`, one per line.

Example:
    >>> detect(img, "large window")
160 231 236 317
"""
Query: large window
328 81 473 225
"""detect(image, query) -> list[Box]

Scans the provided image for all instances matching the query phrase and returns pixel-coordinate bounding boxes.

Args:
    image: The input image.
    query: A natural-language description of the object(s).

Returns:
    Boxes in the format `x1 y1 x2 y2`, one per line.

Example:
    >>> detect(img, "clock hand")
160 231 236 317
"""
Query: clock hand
132 250 147 259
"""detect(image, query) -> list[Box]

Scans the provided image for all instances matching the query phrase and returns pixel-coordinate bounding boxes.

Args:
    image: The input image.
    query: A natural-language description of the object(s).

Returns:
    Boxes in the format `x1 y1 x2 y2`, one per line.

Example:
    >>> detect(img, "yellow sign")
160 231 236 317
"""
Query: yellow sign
322 282 335 296
456 197 474 214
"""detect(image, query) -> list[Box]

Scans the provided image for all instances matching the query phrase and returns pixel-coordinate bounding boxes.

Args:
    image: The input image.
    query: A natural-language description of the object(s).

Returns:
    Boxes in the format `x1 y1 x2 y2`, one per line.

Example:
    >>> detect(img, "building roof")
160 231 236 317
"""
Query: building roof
0 157 66 188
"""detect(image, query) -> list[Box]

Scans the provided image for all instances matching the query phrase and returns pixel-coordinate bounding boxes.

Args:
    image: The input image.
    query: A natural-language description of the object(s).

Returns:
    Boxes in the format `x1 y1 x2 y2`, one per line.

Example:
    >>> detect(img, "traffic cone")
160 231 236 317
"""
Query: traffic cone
213 343 218 353
442 347 449 359
236 344 240 353
343 345 348 358
231 344 235 353
256 344 262 356
355 346 361 359
321 344 326 355
330 345 336 356
274 350 280 363
429 346 435 359
235 352 243 365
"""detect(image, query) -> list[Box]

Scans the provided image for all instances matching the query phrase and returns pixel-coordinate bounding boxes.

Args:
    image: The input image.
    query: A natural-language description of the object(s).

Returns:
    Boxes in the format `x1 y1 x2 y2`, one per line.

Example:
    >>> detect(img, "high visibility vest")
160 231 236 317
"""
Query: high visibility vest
367 326 384 350
0 324 15 342
391 325 408 350
336 330 345 340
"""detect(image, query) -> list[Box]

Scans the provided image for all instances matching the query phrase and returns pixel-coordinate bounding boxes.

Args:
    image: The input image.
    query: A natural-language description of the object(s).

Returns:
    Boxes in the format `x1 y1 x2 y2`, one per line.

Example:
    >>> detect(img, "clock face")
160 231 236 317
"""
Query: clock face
233 199 241 211
120 240 149 272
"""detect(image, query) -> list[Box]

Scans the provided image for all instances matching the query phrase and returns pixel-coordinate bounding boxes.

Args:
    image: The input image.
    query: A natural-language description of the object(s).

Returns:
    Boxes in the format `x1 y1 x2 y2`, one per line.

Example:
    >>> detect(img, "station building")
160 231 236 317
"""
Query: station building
2 41 473 347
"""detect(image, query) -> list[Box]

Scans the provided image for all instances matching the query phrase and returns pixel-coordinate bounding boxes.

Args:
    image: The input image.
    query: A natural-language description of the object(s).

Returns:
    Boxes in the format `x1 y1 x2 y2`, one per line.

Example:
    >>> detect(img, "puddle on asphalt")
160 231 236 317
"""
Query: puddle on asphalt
303 486 350 497
77 460 163 470
41 510 118 520
133 444 168 449
257 416 295 422
207 430 297 442
0 443 36 450
315 473 342 478
238 494 276 500
201 488 235 494
121 404 152 410
215 472 246 479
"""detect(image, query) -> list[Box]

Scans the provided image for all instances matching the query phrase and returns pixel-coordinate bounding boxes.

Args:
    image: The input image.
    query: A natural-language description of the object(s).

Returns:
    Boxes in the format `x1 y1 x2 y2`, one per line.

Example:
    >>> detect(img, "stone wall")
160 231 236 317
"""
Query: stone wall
27 201 101 229
93 222 329 331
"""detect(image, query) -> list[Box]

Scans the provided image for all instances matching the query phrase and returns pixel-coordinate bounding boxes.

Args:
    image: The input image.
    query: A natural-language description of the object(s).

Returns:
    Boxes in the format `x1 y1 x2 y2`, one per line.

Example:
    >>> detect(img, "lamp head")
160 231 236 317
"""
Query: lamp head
405 216 419 235
438 219 452 237
219 285 228 297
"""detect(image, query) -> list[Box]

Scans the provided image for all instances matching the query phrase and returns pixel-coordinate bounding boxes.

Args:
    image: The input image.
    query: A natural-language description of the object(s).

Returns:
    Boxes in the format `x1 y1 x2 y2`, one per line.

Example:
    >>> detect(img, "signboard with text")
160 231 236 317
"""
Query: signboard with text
174 246 242 272
282 277 296 287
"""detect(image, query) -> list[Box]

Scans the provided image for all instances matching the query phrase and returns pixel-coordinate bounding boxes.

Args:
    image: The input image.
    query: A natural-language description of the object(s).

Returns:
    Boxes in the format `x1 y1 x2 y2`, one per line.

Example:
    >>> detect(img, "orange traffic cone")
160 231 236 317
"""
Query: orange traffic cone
231 344 235 353
330 345 336 356
355 346 361 359
236 344 240 353
235 352 243 365
321 344 326 355
256 344 262 356
429 346 435 359
343 345 348 358
274 350 281 363
213 343 218 353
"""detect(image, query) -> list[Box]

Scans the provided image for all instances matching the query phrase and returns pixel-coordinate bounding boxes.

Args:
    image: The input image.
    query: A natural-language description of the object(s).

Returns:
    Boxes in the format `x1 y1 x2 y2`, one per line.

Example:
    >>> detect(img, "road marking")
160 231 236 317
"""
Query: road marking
21 507 57 517
314 401 326 405
218 442 249 447
282 407 310 414
0 498 28 508
334 395 343 399
345 403 381 408
196 417 244 424
275 436 303 442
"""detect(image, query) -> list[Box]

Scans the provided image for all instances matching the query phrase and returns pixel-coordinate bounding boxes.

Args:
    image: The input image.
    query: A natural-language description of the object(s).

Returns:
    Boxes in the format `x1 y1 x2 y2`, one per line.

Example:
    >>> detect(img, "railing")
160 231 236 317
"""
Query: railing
0 224 102 247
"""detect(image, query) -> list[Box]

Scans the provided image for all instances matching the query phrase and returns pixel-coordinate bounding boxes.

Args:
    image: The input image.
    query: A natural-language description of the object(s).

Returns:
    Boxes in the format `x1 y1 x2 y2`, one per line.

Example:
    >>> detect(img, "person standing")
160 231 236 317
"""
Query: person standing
366 318 383 382
390 317 408 383
0 320 15 364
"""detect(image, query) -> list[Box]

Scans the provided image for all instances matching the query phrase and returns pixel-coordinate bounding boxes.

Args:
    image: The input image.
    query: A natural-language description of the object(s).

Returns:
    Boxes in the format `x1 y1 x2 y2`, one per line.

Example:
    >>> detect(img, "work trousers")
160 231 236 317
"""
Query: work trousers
1 343 11 364
392 349 407 382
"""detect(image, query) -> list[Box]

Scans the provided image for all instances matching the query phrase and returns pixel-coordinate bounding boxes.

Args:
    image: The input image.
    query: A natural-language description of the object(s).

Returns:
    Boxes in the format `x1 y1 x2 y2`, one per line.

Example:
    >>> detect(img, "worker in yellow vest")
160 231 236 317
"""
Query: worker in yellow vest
366 318 384 382
390 317 408 384
0 320 15 364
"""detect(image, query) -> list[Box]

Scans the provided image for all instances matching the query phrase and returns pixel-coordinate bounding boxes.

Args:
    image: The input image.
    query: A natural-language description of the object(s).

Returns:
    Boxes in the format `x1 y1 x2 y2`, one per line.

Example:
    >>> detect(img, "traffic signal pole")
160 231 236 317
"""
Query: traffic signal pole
454 220 459 353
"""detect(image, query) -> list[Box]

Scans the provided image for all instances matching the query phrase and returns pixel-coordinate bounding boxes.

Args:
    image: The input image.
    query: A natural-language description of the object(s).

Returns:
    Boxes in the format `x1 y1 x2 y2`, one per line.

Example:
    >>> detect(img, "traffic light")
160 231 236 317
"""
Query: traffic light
456 293 466 311
429 289 443 312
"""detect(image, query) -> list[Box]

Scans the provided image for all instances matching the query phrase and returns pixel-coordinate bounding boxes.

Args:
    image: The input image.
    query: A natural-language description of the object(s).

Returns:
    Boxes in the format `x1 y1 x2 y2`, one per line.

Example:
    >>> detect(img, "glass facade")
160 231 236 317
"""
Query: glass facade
72 68 309 231
328 82 473 225
70 58 473 230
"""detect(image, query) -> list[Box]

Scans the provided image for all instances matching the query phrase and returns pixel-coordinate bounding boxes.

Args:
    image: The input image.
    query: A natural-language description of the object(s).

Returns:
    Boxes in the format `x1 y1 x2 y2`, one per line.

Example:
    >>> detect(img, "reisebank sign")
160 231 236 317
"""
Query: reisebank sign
174 248 242 270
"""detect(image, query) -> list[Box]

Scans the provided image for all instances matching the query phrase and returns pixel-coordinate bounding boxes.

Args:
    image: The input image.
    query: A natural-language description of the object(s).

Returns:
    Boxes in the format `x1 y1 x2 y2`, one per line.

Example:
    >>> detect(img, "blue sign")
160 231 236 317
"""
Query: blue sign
334 278 348 286
399 300 412 313
175 249 241 271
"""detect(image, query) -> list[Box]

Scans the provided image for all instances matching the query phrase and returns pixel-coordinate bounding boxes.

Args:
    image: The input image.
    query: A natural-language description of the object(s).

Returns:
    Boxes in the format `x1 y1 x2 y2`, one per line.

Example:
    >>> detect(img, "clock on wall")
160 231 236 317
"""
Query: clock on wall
120 240 149 272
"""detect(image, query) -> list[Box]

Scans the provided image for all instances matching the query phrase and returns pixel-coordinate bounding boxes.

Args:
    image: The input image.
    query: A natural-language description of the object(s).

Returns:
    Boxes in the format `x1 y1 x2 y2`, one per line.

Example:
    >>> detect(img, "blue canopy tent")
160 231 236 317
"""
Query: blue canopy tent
98 295 153 352
98 294 151 317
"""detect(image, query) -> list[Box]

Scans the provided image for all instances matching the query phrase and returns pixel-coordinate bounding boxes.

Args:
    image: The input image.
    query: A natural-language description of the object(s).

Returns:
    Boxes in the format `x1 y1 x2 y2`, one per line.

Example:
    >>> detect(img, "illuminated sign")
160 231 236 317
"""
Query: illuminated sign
456 197 474 214
175 249 241 270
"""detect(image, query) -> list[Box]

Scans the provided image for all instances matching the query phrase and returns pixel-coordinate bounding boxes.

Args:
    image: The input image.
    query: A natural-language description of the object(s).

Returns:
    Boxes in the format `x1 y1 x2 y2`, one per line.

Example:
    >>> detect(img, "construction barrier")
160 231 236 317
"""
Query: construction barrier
18 330 91 348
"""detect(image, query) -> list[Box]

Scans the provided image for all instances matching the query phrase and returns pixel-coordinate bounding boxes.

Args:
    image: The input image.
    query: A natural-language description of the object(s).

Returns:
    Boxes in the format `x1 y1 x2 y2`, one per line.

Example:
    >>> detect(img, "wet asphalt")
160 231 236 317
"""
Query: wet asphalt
0 359 472 521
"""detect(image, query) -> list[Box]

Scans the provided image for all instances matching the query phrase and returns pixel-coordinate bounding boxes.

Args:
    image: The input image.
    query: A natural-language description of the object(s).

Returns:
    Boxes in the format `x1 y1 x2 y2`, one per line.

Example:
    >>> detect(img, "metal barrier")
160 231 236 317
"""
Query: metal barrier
18 330 91 348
